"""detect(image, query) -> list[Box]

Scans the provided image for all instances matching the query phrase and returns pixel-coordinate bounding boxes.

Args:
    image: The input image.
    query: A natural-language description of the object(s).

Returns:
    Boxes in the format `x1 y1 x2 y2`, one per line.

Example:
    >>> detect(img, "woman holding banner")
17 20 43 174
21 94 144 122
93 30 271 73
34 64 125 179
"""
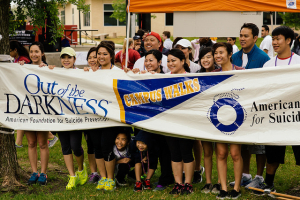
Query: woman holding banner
212 42 244 199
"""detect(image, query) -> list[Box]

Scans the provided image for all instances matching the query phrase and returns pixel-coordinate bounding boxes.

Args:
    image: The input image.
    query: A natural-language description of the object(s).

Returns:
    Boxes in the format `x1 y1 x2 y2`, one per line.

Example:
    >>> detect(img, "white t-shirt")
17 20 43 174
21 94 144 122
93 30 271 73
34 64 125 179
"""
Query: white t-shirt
163 38 173 50
260 35 274 58
263 53 300 67
99 65 122 70
133 55 170 73
189 60 201 73
242 53 248 68
232 44 239 54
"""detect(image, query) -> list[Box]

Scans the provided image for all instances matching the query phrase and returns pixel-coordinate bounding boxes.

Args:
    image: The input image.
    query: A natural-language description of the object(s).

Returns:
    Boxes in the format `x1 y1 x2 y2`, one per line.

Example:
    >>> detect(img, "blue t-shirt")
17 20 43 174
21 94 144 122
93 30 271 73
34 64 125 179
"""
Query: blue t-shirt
232 44 270 69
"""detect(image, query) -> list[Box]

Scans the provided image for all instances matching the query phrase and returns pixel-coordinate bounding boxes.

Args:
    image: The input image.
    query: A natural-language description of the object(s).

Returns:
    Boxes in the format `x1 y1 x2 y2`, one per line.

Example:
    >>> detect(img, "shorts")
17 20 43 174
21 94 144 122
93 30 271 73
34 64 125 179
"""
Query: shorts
241 144 265 154
266 145 300 165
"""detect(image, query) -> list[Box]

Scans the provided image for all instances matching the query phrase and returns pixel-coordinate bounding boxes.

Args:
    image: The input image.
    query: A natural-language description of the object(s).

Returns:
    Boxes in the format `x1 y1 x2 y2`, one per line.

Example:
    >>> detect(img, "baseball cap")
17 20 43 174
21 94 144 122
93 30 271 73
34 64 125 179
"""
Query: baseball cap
60 47 76 57
145 32 163 52
174 39 192 48
133 34 141 40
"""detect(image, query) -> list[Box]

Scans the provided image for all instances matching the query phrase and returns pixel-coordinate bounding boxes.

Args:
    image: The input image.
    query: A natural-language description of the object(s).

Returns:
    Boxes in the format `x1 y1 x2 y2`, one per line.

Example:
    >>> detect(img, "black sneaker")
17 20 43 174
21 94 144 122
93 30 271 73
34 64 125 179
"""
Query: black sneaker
216 190 229 199
192 166 205 184
201 183 213 193
134 181 143 192
253 182 276 198
228 189 241 199
211 183 221 194
181 183 193 195
116 177 128 186
169 183 184 195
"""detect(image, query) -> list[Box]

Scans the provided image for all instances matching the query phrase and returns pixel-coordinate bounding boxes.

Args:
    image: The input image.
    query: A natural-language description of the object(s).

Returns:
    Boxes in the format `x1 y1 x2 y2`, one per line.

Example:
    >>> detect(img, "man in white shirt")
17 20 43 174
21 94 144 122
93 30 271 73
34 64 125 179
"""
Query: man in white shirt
260 25 274 58
162 31 172 50
255 26 300 196
133 31 170 73
227 37 239 54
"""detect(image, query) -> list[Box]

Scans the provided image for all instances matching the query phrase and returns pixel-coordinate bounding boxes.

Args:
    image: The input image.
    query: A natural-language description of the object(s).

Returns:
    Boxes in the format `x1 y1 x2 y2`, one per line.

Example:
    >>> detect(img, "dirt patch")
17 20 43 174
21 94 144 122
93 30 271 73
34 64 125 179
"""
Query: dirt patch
286 185 300 197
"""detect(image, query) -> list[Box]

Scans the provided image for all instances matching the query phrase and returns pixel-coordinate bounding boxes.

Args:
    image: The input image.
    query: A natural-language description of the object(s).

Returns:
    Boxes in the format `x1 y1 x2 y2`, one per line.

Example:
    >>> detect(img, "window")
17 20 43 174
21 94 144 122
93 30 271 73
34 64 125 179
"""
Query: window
84 5 90 26
61 10 65 25
104 4 126 26
263 12 283 25
72 8 74 25
165 13 173 26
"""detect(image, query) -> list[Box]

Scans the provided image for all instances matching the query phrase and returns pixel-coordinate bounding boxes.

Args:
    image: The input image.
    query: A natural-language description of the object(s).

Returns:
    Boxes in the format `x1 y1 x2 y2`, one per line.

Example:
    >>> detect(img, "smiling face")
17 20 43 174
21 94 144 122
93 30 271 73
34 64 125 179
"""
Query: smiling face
145 54 161 72
200 52 214 70
167 54 185 74
29 45 44 65
136 140 148 152
176 45 191 60
97 47 112 67
61 54 76 69
144 36 161 52
88 51 98 68
134 39 141 46
272 34 291 55
227 38 235 46
239 28 257 52
214 46 231 66
115 133 128 151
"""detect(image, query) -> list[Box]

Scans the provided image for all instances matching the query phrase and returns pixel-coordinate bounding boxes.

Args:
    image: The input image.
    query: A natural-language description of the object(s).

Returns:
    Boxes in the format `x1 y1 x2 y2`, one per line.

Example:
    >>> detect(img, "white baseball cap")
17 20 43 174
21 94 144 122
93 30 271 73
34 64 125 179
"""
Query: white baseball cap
174 39 192 48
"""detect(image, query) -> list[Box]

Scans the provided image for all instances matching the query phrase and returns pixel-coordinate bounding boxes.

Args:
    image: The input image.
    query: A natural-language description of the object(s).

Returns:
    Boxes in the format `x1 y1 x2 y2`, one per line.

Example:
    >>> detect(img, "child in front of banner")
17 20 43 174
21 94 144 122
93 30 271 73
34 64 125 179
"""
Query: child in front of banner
49 47 89 190
166 49 195 195
133 131 159 192
254 26 300 196
212 42 244 199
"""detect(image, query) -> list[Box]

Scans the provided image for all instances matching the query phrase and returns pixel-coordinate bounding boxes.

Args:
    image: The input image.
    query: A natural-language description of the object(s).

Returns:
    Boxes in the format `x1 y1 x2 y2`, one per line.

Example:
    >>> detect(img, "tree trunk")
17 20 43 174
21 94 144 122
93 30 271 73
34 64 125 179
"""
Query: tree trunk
0 0 10 54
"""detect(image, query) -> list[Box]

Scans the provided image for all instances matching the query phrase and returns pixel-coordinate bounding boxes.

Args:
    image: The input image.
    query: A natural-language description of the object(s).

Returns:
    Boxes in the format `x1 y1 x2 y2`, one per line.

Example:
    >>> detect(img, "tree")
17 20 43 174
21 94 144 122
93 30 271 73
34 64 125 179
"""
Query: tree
0 0 89 191
111 0 126 22
278 12 300 30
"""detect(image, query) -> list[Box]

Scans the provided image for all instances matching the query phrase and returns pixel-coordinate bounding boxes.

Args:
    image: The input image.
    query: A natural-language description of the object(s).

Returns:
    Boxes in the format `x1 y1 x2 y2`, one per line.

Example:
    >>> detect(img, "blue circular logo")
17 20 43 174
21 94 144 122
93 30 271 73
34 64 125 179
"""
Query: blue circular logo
209 98 245 134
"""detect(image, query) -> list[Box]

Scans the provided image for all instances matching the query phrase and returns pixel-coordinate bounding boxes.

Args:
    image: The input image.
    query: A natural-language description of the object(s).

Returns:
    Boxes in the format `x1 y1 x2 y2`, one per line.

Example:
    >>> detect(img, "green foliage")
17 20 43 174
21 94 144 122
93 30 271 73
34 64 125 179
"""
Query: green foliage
279 12 300 30
111 0 126 22
10 0 90 44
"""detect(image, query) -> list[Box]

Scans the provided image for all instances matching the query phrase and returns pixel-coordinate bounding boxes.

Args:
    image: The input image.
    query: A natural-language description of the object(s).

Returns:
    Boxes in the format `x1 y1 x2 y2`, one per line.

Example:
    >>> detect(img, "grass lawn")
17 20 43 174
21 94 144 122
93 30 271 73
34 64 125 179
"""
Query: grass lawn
1 133 300 200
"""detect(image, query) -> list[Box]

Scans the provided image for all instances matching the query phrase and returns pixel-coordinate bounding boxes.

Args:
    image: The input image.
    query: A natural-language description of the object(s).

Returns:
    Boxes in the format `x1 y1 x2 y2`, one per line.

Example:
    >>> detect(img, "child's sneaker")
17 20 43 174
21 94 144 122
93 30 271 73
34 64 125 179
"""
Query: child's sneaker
228 189 241 199
88 173 101 184
216 190 229 199
37 173 47 186
143 179 152 190
181 183 193 195
96 177 107 190
201 183 213 193
27 172 39 185
116 177 128 186
104 178 116 191
48 136 58 148
169 183 184 195
76 163 88 185
211 183 221 194
192 166 205 184
66 175 79 190
134 181 143 192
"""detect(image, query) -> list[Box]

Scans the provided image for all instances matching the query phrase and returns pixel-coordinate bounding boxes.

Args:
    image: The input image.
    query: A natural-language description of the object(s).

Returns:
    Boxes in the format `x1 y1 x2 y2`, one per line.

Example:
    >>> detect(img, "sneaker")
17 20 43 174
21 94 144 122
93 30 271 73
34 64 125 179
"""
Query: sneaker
211 183 221 194
153 184 167 191
76 163 88 185
116 177 127 186
143 179 151 190
134 181 143 192
201 183 213 193
15 143 23 148
27 172 39 185
245 176 264 189
37 173 47 186
104 178 116 191
216 190 229 199
253 182 276 198
228 189 241 199
169 183 184 195
181 183 193 195
229 174 252 187
96 177 107 190
48 136 58 148
88 173 101 184
66 175 79 190
192 166 205 184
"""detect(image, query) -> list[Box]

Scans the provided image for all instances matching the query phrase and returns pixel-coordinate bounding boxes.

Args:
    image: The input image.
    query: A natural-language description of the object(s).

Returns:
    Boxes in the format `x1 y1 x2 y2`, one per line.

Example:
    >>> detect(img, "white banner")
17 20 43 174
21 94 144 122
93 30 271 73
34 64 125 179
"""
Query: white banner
1 63 300 145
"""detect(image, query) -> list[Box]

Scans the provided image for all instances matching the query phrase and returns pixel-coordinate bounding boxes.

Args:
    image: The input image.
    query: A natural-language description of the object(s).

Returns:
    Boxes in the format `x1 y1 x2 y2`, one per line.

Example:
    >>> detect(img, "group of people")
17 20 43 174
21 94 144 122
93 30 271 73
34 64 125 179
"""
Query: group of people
9 22 300 199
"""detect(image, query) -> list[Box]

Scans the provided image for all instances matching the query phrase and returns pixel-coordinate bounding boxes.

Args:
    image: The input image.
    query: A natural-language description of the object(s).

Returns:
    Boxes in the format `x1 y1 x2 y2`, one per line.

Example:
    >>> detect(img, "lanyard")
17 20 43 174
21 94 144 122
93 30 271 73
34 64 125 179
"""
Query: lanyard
140 151 149 174
116 147 131 168
275 52 293 66
220 64 234 71
15 56 20 63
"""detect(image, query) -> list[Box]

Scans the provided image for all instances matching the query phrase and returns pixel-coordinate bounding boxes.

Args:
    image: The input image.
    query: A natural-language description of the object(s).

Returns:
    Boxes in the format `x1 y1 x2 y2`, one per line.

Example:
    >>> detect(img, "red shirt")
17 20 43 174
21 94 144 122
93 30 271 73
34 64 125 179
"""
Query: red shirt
14 56 31 64
115 49 141 69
